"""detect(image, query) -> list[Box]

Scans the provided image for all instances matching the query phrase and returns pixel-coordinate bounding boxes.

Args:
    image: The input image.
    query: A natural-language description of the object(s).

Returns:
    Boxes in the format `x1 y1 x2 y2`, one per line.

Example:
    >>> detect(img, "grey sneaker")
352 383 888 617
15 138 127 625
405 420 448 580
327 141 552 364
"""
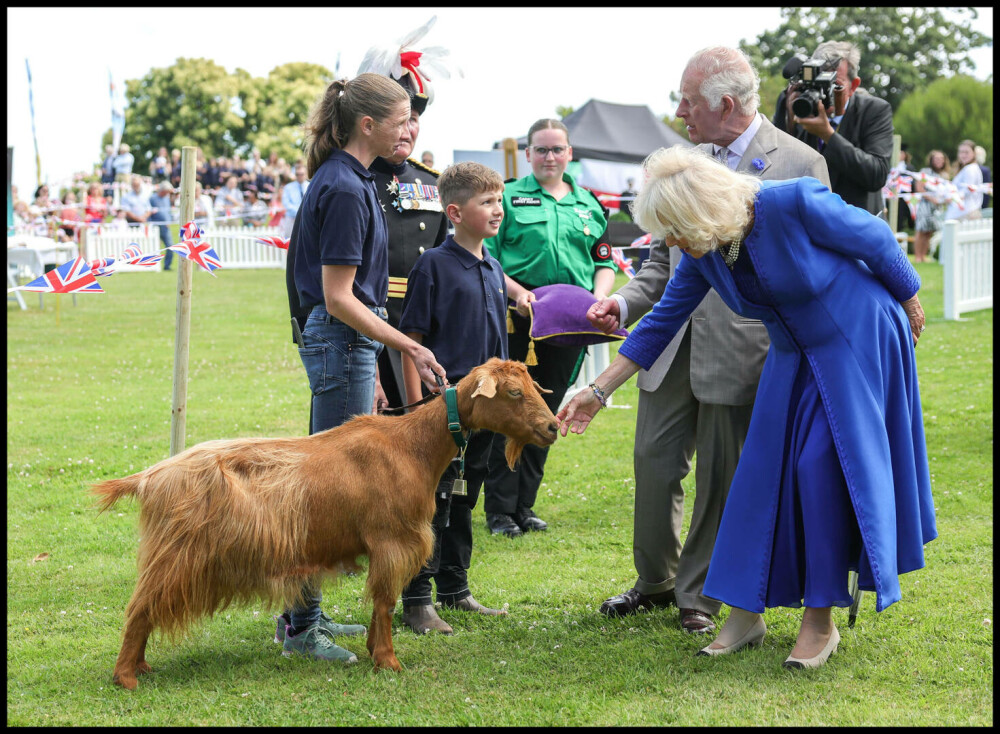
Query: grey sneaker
274 611 366 643
282 622 358 663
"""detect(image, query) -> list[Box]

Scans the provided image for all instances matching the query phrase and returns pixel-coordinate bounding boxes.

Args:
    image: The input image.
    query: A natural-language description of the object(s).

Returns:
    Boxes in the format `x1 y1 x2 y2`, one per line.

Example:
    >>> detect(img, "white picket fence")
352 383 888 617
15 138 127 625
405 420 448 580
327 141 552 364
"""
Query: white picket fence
561 341 615 410
86 225 286 271
85 222 614 404
940 217 993 320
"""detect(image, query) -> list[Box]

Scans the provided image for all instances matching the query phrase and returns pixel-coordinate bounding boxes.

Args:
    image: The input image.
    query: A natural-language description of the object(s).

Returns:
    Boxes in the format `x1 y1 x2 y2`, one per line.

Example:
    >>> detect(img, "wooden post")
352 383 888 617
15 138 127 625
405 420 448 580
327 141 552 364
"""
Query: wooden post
78 222 87 262
169 146 197 456
503 138 519 180
889 134 901 234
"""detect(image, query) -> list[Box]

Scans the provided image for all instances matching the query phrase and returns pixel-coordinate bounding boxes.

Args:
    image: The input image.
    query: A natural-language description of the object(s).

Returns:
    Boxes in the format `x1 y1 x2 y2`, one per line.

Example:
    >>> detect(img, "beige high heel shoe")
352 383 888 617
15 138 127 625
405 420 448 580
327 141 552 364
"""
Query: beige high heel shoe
783 625 840 669
696 612 766 656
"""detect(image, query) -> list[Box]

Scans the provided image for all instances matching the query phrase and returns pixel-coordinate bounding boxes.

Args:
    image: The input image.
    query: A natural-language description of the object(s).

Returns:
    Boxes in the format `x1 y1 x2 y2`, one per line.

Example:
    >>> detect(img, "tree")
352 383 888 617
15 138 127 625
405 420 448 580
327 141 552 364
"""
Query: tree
118 59 334 172
661 113 688 140
894 75 993 170
243 62 333 164
739 7 992 111
555 105 574 120
123 58 248 165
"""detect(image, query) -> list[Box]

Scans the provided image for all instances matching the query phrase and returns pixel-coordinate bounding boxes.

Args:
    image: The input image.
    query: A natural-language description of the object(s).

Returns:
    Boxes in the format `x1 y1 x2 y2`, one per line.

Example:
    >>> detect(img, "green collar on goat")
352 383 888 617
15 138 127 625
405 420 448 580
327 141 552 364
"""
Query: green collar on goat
444 386 467 450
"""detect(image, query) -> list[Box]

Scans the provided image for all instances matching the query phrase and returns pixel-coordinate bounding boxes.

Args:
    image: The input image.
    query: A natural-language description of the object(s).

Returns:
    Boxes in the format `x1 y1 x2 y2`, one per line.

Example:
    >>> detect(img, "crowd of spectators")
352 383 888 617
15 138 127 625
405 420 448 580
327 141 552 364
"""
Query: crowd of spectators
10 145 308 244
9 131 987 251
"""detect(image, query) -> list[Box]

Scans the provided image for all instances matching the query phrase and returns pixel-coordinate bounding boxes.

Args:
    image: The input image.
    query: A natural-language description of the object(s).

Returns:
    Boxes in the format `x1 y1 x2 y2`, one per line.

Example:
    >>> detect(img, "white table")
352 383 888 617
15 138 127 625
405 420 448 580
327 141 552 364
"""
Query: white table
7 236 79 309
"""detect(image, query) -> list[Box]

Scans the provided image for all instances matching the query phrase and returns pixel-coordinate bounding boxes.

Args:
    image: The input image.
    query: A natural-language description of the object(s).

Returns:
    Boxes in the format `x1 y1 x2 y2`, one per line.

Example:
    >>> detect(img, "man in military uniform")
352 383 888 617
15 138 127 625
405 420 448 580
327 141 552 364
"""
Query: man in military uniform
368 87 449 407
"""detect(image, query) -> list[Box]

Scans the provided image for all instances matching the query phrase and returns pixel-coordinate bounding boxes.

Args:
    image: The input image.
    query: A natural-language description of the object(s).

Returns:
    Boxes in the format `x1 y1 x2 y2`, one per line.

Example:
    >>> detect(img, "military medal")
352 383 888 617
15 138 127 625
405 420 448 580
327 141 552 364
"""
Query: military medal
393 182 443 213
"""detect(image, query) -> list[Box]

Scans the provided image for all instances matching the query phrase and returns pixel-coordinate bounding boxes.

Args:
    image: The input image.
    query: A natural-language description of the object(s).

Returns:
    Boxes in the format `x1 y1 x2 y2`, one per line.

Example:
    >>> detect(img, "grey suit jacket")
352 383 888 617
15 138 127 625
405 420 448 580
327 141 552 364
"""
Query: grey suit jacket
616 116 831 402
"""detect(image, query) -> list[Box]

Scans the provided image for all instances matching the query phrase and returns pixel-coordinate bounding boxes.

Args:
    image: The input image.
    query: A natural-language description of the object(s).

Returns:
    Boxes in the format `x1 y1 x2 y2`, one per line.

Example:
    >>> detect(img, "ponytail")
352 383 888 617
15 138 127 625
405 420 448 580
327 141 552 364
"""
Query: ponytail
304 73 410 178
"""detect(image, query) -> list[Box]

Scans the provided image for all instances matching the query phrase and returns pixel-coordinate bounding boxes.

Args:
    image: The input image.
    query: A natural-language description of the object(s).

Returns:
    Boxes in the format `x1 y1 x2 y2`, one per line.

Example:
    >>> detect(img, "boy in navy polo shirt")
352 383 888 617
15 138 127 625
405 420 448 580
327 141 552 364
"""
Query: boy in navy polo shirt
397 162 535 635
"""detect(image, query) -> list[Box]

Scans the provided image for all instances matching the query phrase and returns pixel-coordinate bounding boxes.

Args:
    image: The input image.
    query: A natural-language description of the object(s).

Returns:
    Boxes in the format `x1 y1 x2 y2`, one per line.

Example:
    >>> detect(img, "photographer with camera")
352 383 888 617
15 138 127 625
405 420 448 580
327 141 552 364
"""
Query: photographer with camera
774 40 893 217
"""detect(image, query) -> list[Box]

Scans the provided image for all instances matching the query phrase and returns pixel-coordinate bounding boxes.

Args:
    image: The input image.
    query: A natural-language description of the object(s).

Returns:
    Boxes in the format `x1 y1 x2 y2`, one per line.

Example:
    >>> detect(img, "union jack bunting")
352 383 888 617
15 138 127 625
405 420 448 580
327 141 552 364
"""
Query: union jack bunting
117 244 164 268
611 247 636 280
168 238 223 275
630 232 652 248
88 256 118 277
180 221 205 241
8 257 104 294
128 253 165 268
120 244 142 261
255 235 289 250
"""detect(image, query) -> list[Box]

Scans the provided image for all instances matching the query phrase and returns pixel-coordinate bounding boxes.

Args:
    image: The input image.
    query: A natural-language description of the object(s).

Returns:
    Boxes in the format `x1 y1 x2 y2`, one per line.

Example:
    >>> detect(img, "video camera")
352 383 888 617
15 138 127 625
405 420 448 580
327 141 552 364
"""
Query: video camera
782 53 837 118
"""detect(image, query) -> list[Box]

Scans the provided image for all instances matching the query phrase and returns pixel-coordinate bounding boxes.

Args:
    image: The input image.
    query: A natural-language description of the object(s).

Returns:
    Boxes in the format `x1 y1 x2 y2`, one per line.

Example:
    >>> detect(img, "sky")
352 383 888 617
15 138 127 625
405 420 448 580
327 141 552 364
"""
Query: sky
6 6 994 199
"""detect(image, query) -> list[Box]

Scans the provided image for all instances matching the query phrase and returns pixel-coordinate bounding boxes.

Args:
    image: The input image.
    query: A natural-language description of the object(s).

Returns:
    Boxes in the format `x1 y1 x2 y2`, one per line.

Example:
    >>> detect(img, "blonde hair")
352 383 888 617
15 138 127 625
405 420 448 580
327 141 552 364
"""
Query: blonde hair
633 146 760 253
304 72 409 178
954 139 978 174
438 162 504 207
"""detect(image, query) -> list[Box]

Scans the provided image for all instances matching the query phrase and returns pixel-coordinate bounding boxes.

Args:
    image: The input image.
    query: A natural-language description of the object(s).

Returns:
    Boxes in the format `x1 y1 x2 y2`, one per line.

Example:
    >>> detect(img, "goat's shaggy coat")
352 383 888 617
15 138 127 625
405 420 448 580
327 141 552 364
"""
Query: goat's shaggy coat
93 358 558 690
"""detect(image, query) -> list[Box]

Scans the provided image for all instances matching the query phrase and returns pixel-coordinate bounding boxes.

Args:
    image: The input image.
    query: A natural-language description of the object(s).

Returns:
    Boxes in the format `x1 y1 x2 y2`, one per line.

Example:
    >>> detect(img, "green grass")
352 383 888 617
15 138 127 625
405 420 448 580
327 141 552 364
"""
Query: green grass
6 264 992 726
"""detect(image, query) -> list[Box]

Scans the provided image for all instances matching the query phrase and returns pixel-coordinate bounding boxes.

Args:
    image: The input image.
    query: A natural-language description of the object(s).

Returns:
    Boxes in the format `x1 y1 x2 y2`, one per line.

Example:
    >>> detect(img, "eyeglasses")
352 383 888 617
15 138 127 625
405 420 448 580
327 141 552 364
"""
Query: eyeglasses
531 145 569 158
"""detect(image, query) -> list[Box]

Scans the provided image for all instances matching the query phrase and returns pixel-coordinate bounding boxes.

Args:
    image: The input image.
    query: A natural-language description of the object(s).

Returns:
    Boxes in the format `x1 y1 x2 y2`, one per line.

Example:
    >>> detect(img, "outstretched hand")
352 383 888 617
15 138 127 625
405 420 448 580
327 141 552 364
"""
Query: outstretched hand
556 388 603 436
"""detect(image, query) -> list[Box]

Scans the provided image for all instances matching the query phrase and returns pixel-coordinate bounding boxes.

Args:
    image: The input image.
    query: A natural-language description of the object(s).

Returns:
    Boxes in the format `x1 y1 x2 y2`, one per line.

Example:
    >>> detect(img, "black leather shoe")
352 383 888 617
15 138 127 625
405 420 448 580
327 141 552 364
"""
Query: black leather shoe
513 506 548 532
486 513 523 538
599 587 676 618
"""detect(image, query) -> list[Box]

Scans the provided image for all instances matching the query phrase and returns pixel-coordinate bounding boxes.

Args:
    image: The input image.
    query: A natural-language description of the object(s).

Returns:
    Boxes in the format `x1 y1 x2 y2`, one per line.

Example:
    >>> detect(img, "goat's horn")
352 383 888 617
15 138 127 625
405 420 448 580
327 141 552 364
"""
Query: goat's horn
532 380 553 395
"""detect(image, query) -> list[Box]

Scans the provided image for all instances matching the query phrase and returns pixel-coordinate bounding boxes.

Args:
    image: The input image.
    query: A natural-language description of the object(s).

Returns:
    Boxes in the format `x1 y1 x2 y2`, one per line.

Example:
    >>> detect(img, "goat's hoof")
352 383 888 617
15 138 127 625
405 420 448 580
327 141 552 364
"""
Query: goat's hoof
136 661 153 675
113 672 139 690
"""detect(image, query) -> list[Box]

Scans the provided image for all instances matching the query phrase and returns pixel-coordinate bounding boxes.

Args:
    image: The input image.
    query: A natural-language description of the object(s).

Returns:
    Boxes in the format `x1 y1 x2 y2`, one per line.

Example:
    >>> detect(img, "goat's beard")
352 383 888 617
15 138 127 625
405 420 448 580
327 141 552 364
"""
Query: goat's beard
504 438 526 470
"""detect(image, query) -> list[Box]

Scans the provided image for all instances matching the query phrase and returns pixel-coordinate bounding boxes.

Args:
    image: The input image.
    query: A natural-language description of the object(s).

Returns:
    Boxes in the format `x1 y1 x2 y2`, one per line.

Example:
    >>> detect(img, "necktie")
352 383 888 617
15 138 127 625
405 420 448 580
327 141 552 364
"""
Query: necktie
717 146 729 167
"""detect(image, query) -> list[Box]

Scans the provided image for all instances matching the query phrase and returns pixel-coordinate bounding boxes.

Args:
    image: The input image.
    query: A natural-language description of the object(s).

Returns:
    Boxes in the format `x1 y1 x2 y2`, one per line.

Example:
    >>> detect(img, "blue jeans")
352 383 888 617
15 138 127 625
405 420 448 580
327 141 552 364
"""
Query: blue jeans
155 222 174 270
288 303 386 632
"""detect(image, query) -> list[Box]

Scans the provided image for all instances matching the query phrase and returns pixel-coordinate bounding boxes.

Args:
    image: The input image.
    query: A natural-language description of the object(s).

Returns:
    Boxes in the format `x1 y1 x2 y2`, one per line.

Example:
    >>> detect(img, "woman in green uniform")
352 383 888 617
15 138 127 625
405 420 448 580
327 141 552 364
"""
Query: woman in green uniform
483 118 617 537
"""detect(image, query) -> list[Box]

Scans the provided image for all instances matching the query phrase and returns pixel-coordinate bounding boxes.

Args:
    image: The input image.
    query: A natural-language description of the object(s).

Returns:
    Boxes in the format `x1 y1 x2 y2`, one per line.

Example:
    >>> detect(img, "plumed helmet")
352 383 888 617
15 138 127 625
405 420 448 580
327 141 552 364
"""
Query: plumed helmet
355 15 462 117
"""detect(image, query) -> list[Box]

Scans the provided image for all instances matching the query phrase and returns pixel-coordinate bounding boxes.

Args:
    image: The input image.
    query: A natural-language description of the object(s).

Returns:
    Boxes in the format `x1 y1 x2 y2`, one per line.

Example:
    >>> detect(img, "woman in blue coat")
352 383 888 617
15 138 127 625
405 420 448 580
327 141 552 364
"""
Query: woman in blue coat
558 146 936 670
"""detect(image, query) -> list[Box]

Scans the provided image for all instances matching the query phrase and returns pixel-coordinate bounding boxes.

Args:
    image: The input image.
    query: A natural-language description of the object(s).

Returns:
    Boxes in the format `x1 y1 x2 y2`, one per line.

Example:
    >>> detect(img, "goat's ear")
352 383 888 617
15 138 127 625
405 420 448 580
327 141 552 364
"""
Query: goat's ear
471 374 497 399
532 379 553 395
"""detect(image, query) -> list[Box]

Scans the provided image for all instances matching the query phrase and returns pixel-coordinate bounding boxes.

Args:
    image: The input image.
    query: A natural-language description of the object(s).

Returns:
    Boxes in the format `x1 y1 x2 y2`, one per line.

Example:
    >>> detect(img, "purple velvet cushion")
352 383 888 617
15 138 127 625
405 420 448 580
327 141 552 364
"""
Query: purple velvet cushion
517 283 628 347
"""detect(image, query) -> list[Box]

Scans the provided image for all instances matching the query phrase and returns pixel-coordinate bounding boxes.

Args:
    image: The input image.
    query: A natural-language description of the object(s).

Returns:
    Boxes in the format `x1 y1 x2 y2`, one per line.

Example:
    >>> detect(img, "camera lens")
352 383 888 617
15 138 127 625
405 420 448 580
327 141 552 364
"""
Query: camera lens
792 91 818 119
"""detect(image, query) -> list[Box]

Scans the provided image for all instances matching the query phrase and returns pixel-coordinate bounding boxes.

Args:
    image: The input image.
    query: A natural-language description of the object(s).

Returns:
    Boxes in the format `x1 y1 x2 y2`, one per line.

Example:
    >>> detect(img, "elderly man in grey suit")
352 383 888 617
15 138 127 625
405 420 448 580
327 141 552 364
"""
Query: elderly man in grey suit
587 46 831 634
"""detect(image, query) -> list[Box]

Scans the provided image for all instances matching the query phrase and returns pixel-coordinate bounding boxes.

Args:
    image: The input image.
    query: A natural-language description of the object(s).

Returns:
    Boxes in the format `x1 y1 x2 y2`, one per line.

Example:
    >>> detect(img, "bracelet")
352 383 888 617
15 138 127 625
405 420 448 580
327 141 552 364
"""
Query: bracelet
589 382 608 409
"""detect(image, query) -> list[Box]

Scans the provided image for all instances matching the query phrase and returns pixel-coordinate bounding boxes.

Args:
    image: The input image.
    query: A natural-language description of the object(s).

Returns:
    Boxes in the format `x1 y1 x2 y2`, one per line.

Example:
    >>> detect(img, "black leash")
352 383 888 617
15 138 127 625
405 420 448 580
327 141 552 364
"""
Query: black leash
377 391 441 415
377 374 447 415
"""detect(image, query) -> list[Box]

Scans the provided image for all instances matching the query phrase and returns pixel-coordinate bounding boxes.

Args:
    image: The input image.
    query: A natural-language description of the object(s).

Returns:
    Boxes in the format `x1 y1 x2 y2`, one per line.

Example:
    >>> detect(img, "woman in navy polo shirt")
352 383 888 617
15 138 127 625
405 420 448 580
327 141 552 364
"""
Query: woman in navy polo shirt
281 72 447 664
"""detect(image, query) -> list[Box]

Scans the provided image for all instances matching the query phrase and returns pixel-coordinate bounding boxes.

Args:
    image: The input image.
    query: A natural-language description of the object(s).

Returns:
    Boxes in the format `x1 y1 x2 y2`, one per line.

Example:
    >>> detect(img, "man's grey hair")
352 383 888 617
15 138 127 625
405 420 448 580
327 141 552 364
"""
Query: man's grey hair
812 40 861 81
686 46 761 116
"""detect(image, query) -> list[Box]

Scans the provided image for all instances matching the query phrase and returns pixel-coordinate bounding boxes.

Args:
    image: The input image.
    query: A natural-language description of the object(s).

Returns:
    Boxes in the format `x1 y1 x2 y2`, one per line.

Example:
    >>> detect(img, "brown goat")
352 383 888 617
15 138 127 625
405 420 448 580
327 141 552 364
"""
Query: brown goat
92 358 558 690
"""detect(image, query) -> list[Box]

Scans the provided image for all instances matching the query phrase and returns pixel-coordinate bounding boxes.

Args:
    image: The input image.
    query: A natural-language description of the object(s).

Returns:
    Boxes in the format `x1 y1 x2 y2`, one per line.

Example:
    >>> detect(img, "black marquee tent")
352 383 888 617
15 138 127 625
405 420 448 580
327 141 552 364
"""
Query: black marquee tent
500 98 692 163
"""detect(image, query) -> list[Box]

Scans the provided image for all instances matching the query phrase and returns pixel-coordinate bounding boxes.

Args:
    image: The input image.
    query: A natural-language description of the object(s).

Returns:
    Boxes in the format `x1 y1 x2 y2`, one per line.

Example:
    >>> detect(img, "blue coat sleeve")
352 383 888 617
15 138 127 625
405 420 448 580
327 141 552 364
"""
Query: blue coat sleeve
794 178 920 303
618 252 711 370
